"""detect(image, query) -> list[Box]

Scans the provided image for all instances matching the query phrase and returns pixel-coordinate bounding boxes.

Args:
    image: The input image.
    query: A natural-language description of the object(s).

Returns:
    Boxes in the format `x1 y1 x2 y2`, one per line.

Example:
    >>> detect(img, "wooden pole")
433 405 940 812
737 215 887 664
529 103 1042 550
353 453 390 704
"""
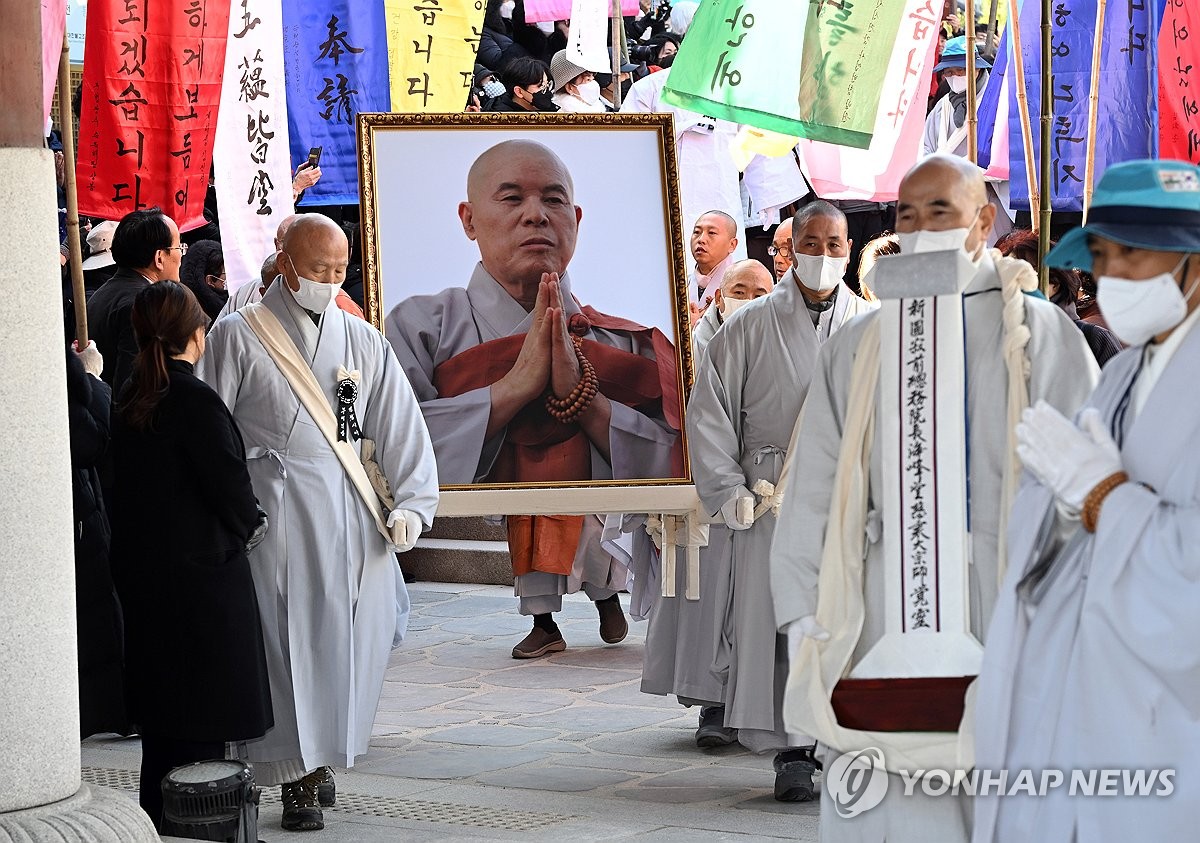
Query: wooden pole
966 0 979 164
985 0 1001 60
1039 0 1053 293
611 0 623 109
1009 0 1040 232
1082 0 1108 221
58 33 87 346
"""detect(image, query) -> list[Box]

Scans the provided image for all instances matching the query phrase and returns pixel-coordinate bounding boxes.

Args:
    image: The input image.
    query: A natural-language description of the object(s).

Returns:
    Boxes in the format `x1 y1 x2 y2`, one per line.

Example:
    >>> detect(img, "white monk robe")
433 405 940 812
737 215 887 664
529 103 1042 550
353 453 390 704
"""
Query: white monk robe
199 281 439 783
974 309 1200 843
689 254 734 307
686 275 875 752
385 264 679 614
771 253 1097 842
691 303 723 359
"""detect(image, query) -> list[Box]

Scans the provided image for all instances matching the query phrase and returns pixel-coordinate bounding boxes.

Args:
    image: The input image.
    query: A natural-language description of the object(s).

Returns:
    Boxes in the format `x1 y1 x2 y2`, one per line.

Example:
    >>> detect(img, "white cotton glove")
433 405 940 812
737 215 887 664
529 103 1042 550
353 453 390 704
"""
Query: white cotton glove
719 489 755 531
386 509 424 554
73 340 103 378
786 615 831 662
1015 402 1123 513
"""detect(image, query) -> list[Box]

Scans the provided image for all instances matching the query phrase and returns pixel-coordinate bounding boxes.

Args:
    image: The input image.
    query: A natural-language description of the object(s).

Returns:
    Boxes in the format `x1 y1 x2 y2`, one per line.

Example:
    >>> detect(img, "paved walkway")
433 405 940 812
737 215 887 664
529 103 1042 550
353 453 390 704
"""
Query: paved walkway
82 582 821 840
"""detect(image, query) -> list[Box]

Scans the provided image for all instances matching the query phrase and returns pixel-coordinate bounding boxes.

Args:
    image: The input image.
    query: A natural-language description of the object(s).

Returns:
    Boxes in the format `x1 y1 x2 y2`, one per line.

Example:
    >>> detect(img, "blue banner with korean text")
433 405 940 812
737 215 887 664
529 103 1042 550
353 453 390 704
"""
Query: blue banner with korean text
1008 0 1159 212
282 0 390 205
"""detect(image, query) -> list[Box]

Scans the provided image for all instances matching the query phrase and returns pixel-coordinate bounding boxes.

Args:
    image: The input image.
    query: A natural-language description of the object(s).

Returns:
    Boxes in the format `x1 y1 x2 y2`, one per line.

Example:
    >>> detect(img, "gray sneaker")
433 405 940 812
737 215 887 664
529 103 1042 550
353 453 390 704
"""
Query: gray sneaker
695 706 738 748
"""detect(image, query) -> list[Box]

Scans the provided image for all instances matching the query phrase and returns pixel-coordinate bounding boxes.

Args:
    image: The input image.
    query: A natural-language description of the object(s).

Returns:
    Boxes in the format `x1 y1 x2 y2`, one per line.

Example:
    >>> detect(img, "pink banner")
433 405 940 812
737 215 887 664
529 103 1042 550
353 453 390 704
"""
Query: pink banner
523 0 637 23
795 0 940 201
42 0 67 127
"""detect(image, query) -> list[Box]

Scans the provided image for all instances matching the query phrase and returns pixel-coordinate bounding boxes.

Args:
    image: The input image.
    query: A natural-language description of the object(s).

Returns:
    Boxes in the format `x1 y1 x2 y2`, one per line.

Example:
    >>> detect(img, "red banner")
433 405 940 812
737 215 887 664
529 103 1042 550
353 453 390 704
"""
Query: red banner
77 0 231 229
1159 0 1200 164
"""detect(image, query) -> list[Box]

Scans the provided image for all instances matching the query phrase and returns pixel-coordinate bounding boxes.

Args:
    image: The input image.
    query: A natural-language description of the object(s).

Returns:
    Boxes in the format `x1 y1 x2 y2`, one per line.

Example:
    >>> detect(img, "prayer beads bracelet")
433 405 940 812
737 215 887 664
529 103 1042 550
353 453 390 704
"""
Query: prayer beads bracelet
1081 471 1128 534
545 338 598 423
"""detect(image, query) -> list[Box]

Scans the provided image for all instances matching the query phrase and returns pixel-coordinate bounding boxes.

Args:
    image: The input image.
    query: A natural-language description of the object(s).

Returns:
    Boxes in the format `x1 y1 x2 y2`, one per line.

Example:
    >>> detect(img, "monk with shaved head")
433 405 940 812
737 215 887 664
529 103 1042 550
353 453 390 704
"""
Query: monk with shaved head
688 210 740 318
770 156 1097 841
198 211 439 830
386 139 683 661
691 259 774 358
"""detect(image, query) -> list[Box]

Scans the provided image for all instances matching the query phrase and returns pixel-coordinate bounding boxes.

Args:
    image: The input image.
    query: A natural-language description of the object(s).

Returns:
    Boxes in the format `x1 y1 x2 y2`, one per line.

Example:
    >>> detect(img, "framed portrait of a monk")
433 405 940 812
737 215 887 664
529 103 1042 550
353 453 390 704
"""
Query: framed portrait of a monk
357 113 693 494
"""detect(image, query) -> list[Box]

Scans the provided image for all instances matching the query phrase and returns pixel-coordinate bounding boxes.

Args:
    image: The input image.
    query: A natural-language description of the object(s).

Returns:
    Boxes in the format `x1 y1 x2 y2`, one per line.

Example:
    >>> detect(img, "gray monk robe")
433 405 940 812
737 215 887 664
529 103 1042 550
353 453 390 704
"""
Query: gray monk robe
974 310 1200 843
199 282 439 783
771 253 1097 842
685 275 870 752
386 264 680 612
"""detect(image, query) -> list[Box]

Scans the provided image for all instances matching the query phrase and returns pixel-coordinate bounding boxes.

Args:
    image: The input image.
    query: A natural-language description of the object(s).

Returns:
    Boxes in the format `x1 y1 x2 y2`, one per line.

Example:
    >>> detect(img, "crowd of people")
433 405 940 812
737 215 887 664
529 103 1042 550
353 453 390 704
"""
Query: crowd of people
55 1 1199 840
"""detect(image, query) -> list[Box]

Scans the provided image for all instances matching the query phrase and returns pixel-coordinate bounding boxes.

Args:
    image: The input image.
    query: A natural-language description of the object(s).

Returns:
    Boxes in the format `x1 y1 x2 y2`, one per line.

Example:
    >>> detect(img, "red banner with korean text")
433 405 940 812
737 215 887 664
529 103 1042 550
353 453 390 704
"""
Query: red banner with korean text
77 0 231 229
1159 0 1200 164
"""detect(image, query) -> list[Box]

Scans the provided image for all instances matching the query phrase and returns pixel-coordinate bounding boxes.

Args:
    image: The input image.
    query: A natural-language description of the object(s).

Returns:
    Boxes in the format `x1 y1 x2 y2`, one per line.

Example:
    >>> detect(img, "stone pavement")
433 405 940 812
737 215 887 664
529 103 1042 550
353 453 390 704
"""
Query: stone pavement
82 582 821 841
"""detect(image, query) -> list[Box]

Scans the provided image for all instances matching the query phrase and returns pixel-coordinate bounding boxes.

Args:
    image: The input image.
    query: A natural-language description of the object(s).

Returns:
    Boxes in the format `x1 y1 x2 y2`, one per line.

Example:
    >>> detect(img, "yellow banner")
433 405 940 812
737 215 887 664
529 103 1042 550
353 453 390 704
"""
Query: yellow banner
386 0 487 112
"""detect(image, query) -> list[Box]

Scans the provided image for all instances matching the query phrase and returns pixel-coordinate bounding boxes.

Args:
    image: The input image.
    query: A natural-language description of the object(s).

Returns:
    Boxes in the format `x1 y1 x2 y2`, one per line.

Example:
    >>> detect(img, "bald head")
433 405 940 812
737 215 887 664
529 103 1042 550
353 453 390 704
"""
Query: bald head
771 217 794 278
278 213 349 293
690 211 739 275
459 140 583 302
260 251 279 287
275 213 301 250
714 258 773 312
466 139 575 203
897 155 996 253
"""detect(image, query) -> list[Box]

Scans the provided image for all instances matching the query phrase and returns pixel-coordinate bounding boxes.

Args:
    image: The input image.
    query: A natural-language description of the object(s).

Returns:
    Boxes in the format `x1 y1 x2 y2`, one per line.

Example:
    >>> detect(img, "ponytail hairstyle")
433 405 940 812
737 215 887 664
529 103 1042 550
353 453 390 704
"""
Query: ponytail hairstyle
118 281 207 430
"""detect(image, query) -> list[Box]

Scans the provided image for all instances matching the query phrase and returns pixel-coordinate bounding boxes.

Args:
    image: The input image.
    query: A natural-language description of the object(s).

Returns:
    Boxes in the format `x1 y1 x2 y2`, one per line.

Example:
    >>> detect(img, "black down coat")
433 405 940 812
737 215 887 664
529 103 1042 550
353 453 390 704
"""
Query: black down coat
109 359 272 742
67 349 130 738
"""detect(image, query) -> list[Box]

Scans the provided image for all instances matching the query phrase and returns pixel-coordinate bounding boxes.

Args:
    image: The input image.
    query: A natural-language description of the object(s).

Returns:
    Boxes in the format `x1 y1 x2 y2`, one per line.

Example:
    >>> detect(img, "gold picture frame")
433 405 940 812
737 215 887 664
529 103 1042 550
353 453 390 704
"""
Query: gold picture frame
356 111 694 493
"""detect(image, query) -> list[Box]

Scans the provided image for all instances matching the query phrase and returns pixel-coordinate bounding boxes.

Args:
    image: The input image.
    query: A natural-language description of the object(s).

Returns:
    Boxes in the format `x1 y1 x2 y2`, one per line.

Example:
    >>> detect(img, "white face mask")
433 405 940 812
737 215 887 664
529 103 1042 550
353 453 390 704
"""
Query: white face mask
290 273 341 313
500 0 515 18
945 75 968 94
719 296 753 320
791 253 848 293
482 79 506 99
1098 254 1197 346
896 226 970 255
575 80 602 105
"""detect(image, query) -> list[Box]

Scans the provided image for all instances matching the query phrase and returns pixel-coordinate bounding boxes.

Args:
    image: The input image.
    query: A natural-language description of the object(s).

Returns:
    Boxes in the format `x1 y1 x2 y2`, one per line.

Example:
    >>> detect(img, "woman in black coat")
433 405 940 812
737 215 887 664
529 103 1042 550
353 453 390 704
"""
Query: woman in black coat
109 281 272 830
67 344 130 738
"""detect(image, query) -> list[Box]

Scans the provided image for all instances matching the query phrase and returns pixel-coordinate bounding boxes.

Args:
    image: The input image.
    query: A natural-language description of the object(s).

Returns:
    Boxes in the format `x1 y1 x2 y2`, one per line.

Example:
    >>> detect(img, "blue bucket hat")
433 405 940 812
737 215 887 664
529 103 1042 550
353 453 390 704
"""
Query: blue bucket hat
1046 159 1200 271
933 35 992 73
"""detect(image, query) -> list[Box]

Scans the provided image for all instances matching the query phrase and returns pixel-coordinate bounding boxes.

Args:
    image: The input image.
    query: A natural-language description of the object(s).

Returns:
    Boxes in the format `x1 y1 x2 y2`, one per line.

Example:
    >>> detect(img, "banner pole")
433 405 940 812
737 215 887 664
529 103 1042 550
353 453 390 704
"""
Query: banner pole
611 0 623 109
58 32 87 346
1082 0 1108 222
966 0 978 164
1009 0 1040 233
985 0 1001 60
1038 0 1053 293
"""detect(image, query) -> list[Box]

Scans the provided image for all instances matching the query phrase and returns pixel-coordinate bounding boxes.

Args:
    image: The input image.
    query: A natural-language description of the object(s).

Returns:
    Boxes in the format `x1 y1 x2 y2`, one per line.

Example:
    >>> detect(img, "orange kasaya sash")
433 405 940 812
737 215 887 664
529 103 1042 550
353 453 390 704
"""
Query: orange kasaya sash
433 306 683 576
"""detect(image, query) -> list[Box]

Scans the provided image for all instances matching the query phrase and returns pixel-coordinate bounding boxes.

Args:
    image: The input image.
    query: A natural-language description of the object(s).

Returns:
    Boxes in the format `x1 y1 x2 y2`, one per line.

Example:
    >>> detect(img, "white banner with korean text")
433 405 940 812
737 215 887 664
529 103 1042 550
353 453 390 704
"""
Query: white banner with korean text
215 0 294 292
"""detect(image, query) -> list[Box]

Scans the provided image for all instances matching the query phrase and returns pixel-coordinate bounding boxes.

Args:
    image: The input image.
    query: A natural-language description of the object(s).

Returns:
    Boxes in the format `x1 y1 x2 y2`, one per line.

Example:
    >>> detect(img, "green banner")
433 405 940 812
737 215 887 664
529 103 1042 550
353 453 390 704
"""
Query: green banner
662 0 908 150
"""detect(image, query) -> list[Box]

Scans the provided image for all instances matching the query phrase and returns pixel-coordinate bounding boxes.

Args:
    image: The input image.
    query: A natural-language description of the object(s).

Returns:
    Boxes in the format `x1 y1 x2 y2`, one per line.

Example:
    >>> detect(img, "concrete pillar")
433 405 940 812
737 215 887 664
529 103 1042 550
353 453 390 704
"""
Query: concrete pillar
0 1 155 838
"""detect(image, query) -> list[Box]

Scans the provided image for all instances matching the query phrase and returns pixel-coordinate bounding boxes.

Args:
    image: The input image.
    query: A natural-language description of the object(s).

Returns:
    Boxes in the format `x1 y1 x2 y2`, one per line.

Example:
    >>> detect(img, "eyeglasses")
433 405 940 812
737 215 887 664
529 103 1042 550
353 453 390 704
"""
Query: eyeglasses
164 243 189 256
767 244 793 258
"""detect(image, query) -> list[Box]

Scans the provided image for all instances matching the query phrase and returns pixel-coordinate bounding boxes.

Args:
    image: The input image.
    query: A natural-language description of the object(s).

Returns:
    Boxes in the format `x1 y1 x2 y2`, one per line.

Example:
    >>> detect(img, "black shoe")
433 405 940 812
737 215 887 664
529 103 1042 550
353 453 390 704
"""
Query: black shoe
281 773 324 831
773 748 818 802
316 766 335 808
512 626 567 659
695 706 738 748
596 595 628 644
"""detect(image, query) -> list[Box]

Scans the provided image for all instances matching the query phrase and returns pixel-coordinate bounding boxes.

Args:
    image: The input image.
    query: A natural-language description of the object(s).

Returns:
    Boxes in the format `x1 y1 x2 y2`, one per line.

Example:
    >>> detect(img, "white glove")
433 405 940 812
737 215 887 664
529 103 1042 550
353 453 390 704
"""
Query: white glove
74 340 103 378
1015 402 1123 513
719 490 755 531
386 509 424 554
786 615 831 662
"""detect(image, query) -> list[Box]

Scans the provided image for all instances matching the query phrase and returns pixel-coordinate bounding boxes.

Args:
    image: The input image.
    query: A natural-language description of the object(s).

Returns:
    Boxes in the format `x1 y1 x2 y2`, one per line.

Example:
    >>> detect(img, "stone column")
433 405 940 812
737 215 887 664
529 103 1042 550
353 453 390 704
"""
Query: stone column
0 2 155 840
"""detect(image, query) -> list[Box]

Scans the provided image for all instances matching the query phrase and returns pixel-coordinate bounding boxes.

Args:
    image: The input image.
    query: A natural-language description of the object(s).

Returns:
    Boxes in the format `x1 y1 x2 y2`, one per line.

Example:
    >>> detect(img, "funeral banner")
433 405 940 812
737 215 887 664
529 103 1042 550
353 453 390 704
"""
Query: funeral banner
77 0 231 228
1008 0 1157 212
795 0 939 201
386 0 487 112
214 0 294 290
282 0 390 205
523 0 637 24
1159 0 1200 165
663 0 909 150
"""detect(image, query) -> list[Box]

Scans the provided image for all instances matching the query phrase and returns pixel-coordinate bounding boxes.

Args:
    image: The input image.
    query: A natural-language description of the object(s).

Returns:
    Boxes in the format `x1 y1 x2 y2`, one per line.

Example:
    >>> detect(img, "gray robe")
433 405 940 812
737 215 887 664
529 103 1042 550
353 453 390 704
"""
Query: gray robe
685 274 866 751
199 282 439 779
974 324 1200 843
385 263 678 609
771 256 1098 841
